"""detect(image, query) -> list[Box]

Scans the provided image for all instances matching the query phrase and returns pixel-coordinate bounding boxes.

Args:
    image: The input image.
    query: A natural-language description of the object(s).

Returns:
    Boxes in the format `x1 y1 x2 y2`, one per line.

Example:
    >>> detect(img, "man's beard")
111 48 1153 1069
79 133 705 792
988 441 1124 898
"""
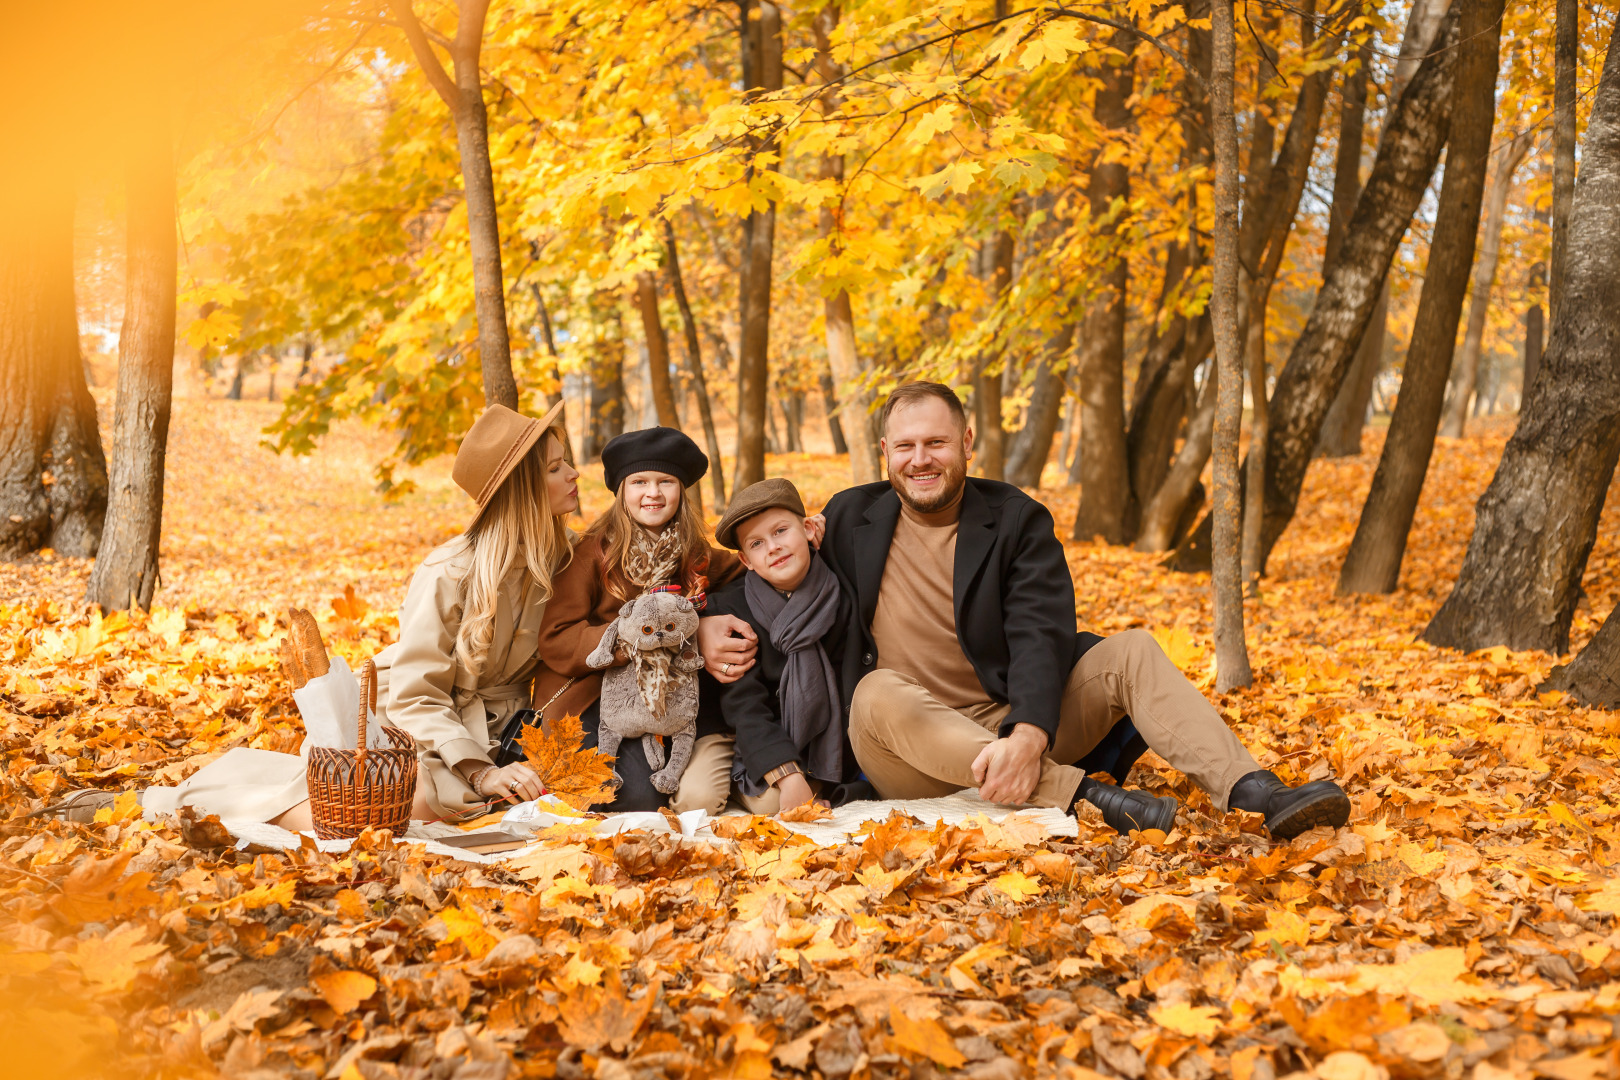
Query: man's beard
891 456 968 513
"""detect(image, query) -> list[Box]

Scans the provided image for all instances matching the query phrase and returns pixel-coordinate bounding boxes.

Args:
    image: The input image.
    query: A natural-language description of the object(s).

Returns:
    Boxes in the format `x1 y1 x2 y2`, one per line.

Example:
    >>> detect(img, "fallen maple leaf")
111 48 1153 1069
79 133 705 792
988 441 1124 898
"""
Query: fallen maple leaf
1150 1002 1223 1039
888 1003 966 1068
556 975 653 1052
519 713 617 810
330 584 370 626
991 870 1043 902
312 970 377 1014
778 801 834 823
72 924 166 993
57 852 156 925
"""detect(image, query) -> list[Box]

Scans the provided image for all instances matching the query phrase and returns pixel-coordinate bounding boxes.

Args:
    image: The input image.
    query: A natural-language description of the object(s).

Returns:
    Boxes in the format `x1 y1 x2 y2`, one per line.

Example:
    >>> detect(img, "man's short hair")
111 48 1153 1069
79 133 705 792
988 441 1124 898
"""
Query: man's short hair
880 381 968 433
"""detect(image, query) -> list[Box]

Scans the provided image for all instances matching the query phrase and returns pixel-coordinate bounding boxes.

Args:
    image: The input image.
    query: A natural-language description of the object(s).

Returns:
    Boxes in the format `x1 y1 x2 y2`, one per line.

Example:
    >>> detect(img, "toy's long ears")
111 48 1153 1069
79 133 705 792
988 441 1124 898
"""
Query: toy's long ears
586 622 620 669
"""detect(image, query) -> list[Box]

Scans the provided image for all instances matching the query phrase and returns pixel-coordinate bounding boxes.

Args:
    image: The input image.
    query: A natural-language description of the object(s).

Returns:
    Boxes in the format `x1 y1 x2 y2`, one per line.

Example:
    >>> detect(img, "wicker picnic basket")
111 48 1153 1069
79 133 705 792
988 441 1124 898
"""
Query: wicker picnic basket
305 659 417 840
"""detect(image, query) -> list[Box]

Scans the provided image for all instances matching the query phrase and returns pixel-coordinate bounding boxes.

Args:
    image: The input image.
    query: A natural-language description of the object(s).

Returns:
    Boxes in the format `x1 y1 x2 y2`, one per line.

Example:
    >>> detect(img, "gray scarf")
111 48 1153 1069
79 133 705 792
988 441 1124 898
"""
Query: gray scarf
732 553 844 795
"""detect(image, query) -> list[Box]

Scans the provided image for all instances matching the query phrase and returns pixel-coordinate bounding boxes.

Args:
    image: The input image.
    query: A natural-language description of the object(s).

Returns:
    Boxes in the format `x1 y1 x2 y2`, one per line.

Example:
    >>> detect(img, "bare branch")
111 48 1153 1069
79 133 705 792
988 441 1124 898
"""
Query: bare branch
385 0 460 110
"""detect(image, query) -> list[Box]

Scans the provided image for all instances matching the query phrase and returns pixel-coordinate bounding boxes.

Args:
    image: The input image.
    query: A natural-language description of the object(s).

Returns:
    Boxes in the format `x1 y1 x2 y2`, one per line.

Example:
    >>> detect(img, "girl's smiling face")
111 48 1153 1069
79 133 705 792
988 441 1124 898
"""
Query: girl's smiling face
623 471 682 529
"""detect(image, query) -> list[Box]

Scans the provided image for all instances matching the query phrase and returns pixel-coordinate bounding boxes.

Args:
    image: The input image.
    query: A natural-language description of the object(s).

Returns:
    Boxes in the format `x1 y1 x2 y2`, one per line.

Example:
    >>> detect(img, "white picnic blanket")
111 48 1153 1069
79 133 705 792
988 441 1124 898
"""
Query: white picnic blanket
214 790 1077 863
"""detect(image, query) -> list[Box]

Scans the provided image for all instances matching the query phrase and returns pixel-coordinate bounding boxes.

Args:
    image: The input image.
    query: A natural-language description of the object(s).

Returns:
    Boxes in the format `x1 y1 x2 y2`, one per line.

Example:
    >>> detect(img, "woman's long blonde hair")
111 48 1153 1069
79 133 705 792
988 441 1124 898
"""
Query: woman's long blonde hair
455 426 574 678
585 477 711 603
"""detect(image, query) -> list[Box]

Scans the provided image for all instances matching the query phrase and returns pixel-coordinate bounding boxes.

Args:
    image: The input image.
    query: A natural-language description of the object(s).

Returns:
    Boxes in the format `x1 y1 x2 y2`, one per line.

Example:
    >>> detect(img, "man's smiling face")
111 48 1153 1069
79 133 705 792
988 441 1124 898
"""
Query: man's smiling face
881 396 973 514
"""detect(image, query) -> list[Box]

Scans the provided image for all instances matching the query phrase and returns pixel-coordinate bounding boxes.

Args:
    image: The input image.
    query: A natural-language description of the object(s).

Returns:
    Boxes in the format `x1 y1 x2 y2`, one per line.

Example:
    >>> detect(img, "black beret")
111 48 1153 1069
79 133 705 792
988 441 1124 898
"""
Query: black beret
601 426 709 493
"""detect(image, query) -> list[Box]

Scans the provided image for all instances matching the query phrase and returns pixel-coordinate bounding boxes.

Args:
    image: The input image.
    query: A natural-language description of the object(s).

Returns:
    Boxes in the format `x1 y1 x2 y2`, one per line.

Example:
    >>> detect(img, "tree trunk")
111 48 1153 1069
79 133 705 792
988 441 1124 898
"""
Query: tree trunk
387 0 518 410
1543 608 1620 707
88 125 176 611
1072 33 1134 544
1210 0 1251 691
1137 363 1218 552
733 0 783 492
819 371 848 454
1523 299 1544 395
0 184 107 560
1441 129 1533 438
1170 7 1463 574
975 228 1015 481
587 308 626 462
1338 0 1505 596
1550 0 1579 324
1240 295 1268 589
228 360 245 400
1004 327 1075 488
661 220 726 508
1422 21 1620 654
1322 39 1371 280
1316 288 1385 456
813 5 881 486
634 270 681 428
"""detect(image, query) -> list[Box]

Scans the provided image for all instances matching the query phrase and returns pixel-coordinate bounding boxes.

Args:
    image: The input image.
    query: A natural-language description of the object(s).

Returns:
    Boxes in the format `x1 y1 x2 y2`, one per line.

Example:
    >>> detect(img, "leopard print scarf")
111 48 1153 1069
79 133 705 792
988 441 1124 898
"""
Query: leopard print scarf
623 524 683 592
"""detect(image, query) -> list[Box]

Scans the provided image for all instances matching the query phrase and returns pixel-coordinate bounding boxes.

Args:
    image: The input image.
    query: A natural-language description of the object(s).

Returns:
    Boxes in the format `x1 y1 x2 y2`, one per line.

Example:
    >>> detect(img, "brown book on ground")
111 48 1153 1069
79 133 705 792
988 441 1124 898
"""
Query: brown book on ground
436 830 530 855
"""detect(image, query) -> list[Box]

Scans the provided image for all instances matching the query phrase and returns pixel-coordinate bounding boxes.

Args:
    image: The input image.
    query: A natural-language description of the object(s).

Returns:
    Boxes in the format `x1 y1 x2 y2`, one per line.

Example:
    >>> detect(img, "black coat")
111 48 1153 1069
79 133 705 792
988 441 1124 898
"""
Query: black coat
698 561 857 784
817 479 1101 748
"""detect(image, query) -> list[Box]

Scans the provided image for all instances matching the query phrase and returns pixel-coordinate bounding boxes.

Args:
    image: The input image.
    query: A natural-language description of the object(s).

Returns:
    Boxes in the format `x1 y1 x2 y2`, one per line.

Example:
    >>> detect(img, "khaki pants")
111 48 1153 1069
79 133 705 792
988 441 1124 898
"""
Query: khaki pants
671 733 784 816
849 628 1259 811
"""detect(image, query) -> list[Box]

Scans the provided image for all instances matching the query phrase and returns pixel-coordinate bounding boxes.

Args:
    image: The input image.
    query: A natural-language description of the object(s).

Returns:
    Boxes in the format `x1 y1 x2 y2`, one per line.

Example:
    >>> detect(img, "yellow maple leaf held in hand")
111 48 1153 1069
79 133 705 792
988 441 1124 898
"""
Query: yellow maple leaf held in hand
519 713 617 810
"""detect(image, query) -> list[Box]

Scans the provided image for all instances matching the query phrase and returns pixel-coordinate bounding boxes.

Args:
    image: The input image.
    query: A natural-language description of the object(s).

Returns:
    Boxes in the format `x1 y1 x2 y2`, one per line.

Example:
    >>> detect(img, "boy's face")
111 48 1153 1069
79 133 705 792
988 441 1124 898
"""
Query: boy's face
735 508 813 592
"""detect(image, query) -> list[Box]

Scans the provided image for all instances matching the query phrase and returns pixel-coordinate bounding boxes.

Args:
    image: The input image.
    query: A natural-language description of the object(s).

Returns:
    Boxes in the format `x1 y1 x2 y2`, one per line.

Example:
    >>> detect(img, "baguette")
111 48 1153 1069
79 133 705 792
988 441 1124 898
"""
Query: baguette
278 607 331 689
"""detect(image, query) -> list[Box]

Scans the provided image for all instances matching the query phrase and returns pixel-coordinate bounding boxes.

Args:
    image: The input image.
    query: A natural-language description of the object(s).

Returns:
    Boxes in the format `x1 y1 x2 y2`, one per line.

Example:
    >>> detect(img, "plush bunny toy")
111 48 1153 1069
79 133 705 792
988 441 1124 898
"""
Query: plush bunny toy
585 589 705 794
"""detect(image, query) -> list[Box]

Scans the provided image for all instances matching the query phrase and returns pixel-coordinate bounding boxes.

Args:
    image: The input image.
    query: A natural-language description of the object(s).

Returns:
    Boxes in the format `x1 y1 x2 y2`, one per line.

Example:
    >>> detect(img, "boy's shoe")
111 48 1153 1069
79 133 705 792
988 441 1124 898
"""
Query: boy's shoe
1076 777 1179 835
1227 770 1350 839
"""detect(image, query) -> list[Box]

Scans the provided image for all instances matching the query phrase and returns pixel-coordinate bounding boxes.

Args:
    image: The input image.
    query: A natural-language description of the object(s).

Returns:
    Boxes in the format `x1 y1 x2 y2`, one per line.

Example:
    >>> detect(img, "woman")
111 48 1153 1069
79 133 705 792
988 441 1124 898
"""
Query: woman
533 426 743 812
51 403 580 827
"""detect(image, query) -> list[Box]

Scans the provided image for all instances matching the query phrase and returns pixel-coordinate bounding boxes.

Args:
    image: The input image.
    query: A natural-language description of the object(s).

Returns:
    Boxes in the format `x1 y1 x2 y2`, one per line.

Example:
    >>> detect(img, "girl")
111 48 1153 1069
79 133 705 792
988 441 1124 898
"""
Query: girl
50 403 580 827
533 427 743 812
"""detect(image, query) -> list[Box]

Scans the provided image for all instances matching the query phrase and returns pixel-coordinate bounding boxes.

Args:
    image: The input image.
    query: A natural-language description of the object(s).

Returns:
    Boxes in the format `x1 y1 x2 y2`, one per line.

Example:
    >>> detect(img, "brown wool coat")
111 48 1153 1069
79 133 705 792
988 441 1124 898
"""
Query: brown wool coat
532 533 742 723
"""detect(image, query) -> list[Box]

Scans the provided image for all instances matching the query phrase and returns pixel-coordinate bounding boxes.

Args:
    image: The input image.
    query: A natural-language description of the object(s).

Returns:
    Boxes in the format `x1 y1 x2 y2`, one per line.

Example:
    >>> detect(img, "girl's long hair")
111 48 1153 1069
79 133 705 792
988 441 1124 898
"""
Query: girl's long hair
455 426 574 678
584 477 711 603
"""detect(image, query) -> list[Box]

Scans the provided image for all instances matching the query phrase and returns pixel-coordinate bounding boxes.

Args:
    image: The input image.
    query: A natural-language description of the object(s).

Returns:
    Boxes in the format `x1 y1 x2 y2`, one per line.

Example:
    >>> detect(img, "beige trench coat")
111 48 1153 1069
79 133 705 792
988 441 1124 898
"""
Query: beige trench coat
373 538 550 820
143 539 554 825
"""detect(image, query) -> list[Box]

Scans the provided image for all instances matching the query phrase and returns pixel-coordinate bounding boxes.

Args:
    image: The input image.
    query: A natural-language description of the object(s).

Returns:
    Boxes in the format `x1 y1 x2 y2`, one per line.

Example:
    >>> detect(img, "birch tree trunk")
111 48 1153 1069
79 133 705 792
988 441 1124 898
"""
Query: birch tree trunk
1440 130 1533 438
733 0 783 492
88 120 176 611
1338 0 1505 596
1210 0 1251 690
634 271 681 428
661 220 726 509
1423 21 1620 654
387 0 518 410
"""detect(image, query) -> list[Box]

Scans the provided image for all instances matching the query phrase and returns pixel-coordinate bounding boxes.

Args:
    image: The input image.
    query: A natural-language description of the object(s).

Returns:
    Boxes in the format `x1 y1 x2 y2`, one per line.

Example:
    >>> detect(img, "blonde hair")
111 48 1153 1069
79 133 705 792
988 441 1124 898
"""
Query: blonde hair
585 476 711 603
455 426 574 678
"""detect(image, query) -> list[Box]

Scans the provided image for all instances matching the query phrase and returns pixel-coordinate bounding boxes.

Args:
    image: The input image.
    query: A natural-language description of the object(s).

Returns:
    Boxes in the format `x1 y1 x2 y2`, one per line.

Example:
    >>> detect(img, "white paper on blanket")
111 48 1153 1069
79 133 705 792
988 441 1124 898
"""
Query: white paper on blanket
292 655 390 753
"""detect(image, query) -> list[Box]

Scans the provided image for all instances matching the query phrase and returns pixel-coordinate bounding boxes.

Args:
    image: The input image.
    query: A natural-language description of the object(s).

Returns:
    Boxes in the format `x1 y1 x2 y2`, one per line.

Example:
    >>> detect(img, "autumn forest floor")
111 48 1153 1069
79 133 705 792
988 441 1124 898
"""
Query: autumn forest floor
3 392 1620 1080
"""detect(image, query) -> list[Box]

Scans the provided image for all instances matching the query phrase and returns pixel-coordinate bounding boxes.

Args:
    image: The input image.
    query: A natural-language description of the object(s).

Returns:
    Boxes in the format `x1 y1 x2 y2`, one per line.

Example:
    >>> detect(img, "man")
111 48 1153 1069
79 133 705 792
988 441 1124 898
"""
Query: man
810 381 1348 839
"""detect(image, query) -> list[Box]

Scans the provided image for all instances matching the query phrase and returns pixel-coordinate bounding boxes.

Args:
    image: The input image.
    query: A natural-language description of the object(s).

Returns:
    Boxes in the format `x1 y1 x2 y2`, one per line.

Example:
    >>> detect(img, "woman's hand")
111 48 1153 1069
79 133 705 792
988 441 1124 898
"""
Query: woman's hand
698 614 757 682
775 772 818 813
478 762 546 803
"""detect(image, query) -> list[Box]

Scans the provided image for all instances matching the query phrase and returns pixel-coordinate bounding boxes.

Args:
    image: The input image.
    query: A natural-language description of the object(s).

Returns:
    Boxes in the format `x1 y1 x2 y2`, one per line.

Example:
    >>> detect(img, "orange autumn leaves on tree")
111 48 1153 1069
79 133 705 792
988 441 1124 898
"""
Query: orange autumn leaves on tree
517 712 617 810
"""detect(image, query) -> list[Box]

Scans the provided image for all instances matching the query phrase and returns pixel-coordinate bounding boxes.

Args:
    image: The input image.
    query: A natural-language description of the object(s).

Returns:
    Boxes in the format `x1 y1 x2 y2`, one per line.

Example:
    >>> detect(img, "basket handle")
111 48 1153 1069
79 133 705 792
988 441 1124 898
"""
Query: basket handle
357 658 377 761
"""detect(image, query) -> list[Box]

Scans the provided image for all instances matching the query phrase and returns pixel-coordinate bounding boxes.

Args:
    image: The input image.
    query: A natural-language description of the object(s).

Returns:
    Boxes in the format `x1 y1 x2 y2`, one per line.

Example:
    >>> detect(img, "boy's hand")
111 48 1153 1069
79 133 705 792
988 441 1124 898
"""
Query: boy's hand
775 772 817 813
699 615 756 682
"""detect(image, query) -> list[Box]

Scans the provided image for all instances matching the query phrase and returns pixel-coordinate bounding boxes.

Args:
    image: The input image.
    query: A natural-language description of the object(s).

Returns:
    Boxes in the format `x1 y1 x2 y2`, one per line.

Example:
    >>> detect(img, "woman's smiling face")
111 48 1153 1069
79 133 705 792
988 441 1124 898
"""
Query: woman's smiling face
623 471 682 528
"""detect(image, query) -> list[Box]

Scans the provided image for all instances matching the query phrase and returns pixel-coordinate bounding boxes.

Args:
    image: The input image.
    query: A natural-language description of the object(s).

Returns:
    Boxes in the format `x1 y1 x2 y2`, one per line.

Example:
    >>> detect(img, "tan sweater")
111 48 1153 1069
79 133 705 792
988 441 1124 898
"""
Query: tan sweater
870 499 990 709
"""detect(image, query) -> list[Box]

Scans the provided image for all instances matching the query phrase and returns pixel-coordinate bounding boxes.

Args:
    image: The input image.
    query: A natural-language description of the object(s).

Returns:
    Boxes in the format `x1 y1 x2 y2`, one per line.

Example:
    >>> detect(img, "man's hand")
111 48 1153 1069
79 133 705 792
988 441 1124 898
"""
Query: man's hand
971 724 1047 805
775 772 817 813
698 614 757 683
480 762 546 803
805 513 827 550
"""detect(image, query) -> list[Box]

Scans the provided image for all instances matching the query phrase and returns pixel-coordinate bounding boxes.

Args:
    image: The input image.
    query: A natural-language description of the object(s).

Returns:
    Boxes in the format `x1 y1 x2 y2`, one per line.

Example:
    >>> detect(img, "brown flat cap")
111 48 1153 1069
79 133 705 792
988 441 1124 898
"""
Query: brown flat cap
715 477 807 549
452 400 567 510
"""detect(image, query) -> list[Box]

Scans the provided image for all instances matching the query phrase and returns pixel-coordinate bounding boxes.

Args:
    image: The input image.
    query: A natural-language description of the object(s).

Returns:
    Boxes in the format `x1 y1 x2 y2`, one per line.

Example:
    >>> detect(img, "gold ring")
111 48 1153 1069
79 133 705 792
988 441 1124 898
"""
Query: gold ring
722 662 731 674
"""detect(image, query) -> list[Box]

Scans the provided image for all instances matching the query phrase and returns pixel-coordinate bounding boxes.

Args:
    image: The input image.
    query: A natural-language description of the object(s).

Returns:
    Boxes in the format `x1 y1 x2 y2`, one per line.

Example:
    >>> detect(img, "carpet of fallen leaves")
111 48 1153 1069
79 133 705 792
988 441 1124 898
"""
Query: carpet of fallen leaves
4 394 1620 1080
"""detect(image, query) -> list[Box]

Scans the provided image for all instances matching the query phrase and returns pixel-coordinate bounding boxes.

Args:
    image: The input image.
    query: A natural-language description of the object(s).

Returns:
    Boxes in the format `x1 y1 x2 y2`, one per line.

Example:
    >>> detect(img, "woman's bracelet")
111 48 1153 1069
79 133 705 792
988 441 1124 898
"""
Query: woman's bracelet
469 765 497 798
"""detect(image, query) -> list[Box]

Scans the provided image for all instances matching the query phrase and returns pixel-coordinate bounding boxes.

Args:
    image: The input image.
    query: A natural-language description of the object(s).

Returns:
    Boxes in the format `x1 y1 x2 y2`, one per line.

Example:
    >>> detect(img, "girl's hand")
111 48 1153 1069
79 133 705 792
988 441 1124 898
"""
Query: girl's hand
776 772 816 813
481 762 546 803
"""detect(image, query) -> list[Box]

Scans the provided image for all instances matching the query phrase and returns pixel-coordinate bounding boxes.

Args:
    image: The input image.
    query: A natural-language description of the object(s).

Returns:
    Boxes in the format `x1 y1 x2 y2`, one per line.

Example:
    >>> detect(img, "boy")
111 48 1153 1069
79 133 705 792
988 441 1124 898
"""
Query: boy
672 478 870 815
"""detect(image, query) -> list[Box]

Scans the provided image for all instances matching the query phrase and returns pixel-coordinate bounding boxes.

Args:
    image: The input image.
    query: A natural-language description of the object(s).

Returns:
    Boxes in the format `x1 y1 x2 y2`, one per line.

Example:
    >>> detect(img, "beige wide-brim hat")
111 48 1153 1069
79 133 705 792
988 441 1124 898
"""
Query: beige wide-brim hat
452 400 567 510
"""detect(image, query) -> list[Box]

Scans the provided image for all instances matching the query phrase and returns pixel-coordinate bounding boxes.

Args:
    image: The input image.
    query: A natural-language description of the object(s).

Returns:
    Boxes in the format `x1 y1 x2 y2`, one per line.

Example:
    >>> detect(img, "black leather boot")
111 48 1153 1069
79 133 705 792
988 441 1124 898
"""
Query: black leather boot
1076 777 1179 835
1227 770 1350 839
